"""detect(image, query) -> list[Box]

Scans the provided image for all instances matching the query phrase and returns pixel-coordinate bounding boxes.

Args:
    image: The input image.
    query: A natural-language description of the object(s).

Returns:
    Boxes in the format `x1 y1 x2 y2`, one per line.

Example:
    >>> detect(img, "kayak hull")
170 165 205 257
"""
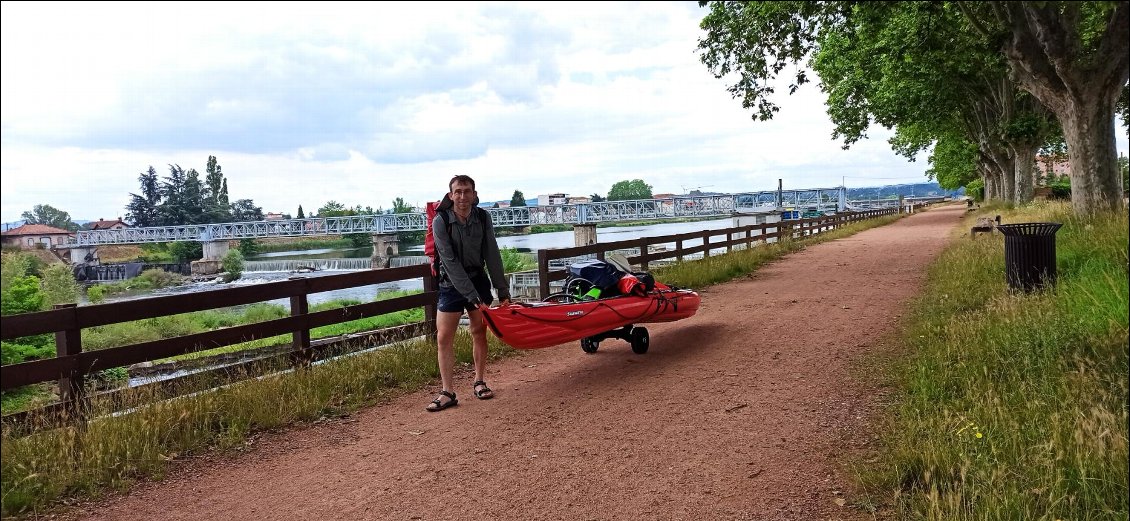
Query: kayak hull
481 289 700 349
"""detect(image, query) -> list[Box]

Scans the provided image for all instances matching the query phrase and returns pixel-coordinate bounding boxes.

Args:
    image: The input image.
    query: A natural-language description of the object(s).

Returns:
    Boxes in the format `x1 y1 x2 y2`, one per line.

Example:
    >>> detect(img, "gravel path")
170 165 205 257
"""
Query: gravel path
66 204 963 521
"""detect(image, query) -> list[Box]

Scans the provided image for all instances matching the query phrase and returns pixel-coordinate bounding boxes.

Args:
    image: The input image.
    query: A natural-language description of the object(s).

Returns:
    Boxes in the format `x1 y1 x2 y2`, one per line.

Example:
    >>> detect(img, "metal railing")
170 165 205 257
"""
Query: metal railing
69 187 856 246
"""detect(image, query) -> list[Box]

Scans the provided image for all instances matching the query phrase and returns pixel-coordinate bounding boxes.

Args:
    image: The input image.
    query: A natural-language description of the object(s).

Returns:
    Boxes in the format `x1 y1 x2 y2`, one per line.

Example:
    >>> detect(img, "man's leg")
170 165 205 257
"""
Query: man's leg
466 309 489 381
434 310 463 405
466 309 494 399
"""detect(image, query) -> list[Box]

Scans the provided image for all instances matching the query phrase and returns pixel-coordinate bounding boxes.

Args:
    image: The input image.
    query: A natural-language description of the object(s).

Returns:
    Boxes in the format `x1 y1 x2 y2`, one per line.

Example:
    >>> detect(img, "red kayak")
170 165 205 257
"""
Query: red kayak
480 287 700 353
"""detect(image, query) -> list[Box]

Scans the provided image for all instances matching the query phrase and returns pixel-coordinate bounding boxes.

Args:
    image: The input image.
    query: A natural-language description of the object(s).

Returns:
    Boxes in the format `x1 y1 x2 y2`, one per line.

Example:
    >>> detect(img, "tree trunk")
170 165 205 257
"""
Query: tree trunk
992 1 1129 214
1060 97 1125 214
988 150 1015 203
1011 144 1036 204
983 169 1000 201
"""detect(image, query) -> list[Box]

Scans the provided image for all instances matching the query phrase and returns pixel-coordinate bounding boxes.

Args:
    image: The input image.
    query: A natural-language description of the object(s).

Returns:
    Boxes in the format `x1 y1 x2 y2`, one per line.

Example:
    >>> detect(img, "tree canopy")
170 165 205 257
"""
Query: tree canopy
124 156 259 226
607 179 654 201
510 190 527 207
20 204 78 231
697 0 1129 214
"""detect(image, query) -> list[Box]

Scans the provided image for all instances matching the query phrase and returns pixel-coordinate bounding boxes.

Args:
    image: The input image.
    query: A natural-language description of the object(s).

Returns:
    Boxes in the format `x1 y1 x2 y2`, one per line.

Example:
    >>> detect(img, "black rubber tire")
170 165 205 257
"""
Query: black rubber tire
581 336 599 354
630 327 649 354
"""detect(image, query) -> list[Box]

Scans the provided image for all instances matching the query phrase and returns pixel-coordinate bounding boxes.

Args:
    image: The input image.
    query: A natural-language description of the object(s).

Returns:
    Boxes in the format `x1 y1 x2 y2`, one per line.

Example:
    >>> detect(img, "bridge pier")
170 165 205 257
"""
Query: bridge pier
191 240 230 275
70 246 98 265
573 224 597 247
370 233 400 269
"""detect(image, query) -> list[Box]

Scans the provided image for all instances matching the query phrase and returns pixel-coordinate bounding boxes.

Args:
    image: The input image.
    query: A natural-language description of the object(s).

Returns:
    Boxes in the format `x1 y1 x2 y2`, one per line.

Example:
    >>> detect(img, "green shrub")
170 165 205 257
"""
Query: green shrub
221 249 244 283
135 268 183 289
0 341 54 365
87 284 106 304
1 276 44 315
168 241 203 262
500 247 535 273
2 251 42 291
40 263 80 307
238 238 260 257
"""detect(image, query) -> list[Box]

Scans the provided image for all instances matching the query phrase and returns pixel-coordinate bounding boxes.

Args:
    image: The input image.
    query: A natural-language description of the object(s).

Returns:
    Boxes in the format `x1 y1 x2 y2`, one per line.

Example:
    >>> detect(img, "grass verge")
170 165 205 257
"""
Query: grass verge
852 201 1128 520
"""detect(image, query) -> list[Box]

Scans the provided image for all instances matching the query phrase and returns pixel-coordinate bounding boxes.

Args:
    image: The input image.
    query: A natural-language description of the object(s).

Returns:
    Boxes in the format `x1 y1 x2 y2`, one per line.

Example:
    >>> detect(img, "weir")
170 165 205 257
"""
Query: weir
243 256 429 273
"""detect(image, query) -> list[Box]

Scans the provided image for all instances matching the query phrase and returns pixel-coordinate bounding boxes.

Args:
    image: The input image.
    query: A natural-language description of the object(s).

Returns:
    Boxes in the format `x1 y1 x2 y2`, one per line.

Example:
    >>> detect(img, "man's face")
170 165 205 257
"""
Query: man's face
450 181 476 211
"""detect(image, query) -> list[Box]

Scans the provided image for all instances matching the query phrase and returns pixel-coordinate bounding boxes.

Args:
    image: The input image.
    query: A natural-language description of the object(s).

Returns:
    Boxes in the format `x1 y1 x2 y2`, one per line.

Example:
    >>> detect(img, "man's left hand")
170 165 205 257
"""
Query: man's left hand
498 298 511 307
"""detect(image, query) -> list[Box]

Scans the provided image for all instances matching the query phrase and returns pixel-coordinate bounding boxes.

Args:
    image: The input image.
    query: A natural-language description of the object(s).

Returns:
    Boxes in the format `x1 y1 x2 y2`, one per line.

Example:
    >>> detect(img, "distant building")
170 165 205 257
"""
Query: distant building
1 224 74 250
264 212 286 221
538 193 569 206
653 193 677 199
88 217 128 231
1035 155 1070 179
566 196 591 204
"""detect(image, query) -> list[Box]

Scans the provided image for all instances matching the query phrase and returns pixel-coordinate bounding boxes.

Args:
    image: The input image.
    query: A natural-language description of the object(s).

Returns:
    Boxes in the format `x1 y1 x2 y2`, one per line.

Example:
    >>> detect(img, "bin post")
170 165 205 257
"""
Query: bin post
996 222 1062 293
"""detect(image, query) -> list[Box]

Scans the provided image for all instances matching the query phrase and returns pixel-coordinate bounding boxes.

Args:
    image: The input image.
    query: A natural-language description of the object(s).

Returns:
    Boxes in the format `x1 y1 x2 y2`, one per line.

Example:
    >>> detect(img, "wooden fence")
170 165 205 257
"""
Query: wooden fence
2 206 907 428
1 264 437 423
536 208 898 299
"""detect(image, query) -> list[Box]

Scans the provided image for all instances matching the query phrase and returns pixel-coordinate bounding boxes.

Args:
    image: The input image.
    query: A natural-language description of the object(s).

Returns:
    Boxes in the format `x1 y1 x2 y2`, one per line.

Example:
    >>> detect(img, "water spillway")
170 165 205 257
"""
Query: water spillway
242 256 430 273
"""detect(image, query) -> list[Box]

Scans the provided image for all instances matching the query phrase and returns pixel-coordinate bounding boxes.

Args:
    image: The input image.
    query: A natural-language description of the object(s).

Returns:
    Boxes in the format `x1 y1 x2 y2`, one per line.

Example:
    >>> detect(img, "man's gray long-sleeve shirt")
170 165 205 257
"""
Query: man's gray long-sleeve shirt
432 208 509 301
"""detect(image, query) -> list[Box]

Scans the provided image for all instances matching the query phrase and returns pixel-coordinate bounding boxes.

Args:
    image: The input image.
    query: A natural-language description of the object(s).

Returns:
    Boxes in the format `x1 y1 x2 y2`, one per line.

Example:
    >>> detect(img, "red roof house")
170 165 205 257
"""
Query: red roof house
1 224 75 250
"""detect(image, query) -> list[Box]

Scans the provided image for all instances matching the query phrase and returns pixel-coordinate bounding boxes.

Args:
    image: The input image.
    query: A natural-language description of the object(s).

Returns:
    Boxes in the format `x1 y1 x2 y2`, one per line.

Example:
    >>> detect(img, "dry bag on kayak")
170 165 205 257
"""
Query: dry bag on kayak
567 259 626 292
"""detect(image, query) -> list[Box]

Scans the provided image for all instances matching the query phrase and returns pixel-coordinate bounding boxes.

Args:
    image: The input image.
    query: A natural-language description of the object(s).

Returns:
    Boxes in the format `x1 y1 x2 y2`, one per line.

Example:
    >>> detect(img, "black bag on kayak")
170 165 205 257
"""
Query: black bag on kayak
567 259 625 292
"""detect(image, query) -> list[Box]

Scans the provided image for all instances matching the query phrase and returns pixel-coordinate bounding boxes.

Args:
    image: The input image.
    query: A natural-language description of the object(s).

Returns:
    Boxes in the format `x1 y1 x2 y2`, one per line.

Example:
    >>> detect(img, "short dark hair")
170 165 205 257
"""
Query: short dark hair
449 175 476 192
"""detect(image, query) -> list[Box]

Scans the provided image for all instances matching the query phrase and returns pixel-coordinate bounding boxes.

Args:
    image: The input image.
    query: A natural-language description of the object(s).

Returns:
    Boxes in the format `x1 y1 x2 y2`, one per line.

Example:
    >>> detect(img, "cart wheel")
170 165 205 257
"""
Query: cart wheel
581 336 599 354
630 327 649 354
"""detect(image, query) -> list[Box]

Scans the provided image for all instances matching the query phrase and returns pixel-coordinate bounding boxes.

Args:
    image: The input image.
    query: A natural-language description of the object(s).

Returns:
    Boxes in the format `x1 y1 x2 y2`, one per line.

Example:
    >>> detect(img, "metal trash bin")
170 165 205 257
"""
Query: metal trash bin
996 222 1062 293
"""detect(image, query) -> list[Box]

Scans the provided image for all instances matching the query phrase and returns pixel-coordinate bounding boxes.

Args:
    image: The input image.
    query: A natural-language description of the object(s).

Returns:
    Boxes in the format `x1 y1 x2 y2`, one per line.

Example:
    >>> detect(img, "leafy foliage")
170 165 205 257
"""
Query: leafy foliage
607 179 653 201
499 247 534 274
19 204 78 231
1 276 44 315
39 263 79 307
510 190 527 207
126 156 261 227
168 241 203 262
221 249 244 283
125 166 161 227
238 238 260 257
696 0 1127 214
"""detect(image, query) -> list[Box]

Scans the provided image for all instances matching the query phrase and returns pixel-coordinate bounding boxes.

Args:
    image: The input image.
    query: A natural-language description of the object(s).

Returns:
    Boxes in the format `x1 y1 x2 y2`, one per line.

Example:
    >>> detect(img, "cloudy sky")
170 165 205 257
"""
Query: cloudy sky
3 2 1122 224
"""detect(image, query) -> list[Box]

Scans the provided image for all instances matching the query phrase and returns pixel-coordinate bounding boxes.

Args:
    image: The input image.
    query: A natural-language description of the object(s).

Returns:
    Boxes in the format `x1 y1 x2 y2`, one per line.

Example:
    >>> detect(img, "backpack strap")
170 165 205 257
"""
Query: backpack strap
434 210 453 281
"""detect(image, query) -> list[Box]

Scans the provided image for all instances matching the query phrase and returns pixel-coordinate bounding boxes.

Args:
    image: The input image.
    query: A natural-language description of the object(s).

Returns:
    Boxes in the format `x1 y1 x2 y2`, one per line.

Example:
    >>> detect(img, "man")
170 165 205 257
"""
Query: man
427 175 511 412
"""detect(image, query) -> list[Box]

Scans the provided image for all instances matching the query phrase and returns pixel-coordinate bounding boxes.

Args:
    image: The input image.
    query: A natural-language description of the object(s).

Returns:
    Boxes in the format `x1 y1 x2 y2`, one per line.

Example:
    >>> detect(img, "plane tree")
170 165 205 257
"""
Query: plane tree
697 0 1128 214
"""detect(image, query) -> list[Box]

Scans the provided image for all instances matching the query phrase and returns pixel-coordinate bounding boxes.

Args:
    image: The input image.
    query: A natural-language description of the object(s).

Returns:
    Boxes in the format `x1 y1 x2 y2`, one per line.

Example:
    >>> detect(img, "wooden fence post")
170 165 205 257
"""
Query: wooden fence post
289 277 312 367
537 249 550 300
638 237 649 271
54 303 84 419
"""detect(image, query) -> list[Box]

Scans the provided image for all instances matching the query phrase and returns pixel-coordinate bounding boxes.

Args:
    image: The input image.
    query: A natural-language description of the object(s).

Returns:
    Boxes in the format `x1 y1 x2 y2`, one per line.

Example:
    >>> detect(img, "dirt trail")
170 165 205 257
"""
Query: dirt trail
68 204 964 521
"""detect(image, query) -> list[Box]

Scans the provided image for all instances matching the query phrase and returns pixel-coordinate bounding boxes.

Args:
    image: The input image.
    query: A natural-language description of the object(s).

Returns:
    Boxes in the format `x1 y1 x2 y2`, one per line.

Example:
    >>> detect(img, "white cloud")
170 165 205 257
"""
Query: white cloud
3 1 1124 224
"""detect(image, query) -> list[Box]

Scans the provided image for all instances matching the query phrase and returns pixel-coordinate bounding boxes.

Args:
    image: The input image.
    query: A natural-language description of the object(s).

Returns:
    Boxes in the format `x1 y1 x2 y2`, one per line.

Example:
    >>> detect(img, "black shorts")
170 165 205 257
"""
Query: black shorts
437 275 494 313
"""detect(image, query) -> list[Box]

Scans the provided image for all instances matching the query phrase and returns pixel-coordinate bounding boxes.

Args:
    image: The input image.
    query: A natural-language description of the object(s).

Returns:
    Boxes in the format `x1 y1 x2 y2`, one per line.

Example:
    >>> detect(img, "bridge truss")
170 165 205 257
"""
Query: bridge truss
72 187 870 246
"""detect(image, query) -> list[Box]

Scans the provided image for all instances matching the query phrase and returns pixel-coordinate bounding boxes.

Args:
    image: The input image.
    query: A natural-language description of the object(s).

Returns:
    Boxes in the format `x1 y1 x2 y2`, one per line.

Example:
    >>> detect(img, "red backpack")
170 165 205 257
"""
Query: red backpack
424 199 448 278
